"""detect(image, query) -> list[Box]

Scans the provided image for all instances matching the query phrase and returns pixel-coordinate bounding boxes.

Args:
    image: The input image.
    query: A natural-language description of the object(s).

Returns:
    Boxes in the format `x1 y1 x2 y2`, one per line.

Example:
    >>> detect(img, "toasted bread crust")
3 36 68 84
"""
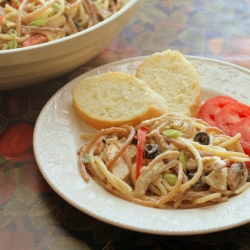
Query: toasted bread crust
72 72 169 129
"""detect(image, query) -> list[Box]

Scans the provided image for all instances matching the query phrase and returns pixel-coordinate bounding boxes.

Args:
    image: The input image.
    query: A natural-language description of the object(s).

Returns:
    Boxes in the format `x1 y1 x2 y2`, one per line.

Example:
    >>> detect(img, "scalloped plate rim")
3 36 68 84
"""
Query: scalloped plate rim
33 55 250 235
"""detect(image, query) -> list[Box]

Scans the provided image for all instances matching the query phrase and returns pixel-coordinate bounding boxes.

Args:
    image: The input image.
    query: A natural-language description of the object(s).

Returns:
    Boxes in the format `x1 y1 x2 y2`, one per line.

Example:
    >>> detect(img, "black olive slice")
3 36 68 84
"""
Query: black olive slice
193 132 210 145
131 137 138 145
144 144 161 159
188 172 206 189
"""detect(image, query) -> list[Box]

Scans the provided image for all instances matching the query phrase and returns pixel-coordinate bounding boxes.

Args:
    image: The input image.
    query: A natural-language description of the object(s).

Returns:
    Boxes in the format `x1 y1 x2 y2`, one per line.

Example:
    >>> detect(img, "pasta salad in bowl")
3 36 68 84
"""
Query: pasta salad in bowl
0 0 144 89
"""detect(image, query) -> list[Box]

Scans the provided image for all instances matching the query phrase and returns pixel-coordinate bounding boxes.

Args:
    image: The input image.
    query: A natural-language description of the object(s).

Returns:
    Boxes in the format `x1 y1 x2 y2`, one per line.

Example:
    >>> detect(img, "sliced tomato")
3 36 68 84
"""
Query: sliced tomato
215 102 250 135
245 160 250 172
198 96 238 126
23 34 48 47
229 116 250 156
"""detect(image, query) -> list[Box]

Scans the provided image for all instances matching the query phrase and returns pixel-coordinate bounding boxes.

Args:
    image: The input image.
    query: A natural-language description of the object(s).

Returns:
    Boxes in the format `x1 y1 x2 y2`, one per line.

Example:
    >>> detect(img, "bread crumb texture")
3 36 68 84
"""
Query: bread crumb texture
72 72 169 129
136 50 201 117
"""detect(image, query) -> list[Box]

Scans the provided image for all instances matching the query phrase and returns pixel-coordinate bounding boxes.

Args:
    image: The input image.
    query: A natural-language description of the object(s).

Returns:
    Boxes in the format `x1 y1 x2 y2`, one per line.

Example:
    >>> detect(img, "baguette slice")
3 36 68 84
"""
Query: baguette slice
72 72 169 129
135 50 201 117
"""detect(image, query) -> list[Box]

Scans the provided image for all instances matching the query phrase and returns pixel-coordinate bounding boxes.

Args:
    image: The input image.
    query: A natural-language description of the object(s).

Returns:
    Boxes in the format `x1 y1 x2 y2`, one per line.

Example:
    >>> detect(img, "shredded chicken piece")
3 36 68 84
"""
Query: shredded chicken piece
104 143 129 181
187 156 228 173
135 151 180 196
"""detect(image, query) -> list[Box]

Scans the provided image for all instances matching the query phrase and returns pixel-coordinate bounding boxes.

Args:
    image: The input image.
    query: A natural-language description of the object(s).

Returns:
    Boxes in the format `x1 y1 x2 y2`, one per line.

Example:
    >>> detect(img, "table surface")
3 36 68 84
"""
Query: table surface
2 1 250 249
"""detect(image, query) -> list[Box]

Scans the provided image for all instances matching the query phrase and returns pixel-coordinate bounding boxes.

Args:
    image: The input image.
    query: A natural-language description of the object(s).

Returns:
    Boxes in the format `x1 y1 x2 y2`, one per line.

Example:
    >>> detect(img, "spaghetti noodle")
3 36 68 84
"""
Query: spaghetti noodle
0 0 127 49
77 113 250 209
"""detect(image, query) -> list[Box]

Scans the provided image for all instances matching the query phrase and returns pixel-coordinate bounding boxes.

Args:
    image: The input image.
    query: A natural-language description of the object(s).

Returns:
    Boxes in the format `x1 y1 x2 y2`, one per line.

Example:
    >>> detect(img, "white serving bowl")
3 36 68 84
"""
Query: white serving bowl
0 0 144 90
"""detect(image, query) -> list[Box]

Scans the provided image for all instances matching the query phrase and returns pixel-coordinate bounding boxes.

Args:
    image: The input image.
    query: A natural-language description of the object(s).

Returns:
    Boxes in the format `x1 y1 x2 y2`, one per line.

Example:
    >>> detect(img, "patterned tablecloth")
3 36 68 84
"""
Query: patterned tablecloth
1 1 250 249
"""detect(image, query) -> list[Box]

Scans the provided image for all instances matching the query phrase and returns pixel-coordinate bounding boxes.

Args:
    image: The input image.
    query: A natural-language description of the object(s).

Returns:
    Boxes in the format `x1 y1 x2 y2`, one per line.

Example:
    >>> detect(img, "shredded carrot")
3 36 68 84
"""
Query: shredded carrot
23 34 48 47
11 3 19 9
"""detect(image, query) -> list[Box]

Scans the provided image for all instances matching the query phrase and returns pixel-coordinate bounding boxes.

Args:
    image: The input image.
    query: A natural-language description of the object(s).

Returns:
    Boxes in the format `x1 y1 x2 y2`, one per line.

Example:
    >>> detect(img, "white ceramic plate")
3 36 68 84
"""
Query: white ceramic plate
33 56 250 235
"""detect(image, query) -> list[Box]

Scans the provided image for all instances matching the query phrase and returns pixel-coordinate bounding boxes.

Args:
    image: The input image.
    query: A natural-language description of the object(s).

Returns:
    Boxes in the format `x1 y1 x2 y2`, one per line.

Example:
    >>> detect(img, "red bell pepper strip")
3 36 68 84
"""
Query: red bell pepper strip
135 127 147 179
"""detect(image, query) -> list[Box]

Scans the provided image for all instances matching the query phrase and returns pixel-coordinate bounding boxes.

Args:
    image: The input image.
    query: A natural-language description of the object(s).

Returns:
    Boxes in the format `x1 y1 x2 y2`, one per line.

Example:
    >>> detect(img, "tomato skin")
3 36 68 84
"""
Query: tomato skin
198 96 238 126
229 116 250 156
199 95 250 156
214 102 250 135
